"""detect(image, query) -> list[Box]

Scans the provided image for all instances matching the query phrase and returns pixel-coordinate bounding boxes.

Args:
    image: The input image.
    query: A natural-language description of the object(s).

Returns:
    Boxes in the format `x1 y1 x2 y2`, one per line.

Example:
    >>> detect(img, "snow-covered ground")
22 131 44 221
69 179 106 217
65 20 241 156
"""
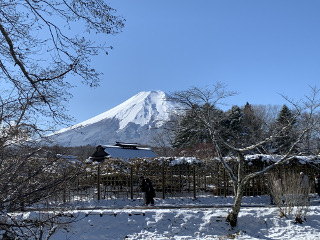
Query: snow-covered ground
41 194 320 239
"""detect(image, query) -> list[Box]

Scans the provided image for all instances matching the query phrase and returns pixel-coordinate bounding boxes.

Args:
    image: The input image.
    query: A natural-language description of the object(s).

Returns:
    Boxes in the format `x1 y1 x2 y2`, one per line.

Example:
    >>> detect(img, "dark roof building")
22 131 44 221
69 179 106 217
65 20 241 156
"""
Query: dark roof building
89 142 156 162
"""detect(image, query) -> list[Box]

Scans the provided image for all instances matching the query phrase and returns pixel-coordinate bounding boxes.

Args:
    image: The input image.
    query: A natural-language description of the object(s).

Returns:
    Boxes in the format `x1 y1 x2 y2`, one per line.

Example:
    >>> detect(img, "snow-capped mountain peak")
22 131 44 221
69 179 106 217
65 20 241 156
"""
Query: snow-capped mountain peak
60 90 175 132
52 90 181 146
100 90 172 130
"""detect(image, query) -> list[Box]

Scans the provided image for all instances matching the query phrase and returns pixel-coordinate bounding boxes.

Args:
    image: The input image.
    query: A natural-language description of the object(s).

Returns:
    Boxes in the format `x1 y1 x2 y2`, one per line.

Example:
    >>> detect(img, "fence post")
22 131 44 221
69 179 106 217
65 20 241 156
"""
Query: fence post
223 168 227 198
130 165 134 200
62 172 66 203
193 165 196 199
63 183 66 203
97 163 101 201
162 159 165 199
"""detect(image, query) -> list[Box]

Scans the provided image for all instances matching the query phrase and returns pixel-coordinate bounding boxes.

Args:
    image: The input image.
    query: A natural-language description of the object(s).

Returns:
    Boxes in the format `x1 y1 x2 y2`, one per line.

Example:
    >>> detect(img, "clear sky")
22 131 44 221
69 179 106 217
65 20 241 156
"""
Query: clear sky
66 0 320 126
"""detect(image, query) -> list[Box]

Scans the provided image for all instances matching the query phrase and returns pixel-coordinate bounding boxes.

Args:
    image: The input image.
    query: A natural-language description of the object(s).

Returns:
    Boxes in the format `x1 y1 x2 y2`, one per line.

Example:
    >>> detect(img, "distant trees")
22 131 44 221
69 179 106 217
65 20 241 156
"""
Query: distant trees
172 94 320 157
169 83 320 227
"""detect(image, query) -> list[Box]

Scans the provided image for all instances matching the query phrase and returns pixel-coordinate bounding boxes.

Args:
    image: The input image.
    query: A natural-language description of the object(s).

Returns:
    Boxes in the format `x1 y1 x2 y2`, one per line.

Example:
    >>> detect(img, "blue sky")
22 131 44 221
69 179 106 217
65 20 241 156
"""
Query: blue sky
67 0 320 125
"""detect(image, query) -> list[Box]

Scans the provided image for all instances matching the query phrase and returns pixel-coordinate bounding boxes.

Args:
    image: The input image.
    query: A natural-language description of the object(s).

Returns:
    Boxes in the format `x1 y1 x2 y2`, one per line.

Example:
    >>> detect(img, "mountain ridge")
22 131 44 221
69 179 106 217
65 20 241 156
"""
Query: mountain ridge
50 90 180 147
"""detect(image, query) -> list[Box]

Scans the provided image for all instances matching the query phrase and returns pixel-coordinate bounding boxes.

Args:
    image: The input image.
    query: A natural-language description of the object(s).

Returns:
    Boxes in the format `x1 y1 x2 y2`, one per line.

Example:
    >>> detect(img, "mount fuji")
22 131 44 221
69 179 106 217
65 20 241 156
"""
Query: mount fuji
49 90 181 147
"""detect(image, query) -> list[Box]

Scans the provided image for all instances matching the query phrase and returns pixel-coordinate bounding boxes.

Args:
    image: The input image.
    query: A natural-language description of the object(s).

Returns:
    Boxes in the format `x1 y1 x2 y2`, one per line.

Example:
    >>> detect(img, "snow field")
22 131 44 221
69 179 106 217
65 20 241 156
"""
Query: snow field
50 204 320 239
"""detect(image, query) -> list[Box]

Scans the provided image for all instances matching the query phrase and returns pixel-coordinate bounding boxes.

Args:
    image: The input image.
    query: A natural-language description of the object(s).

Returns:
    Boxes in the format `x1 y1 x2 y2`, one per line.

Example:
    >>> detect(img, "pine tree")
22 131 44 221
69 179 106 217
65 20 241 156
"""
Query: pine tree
172 104 224 150
172 108 211 149
220 105 243 146
274 105 297 154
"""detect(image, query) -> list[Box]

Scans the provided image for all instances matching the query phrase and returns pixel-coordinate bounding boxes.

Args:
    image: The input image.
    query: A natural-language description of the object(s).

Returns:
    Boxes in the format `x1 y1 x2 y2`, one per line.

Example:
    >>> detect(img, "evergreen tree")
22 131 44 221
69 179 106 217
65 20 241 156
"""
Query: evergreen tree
172 104 224 150
220 105 243 146
173 107 209 149
274 104 297 154
170 85 320 227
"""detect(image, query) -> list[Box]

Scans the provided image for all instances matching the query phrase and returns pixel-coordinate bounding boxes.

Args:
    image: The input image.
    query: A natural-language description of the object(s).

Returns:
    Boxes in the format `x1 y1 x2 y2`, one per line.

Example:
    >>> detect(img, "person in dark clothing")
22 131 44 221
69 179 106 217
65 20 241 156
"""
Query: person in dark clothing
145 178 155 206
139 176 147 205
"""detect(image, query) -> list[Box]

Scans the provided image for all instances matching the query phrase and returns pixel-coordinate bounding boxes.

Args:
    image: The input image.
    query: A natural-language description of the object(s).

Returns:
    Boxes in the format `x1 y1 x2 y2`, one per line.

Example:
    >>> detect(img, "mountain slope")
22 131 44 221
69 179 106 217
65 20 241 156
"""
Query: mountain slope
50 90 180 147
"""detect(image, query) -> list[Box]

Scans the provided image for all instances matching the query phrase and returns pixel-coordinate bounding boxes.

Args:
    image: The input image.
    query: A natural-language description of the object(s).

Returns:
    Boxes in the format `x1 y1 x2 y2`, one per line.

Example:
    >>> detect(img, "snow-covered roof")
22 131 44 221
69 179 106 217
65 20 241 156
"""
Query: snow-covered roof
93 142 157 161
103 145 156 160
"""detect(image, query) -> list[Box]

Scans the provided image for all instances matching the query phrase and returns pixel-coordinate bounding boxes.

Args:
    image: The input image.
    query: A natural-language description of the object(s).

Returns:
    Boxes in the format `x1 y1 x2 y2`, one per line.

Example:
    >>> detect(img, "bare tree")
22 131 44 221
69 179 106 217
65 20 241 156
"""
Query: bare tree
1 208 79 239
268 171 310 223
169 83 320 227
0 0 124 131
0 143 85 239
0 1 124 238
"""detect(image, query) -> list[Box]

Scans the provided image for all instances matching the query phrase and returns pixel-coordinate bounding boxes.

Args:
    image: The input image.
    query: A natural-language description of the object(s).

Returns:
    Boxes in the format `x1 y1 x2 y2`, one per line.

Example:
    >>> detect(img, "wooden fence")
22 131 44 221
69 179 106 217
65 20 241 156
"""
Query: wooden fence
51 156 320 203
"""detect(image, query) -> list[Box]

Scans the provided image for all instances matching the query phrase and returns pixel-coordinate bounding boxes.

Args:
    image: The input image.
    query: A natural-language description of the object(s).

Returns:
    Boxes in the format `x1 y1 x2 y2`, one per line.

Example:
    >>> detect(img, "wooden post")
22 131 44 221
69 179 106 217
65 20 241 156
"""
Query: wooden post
179 171 182 197
97 163 101 201
63 184 66 203
204 172 207 192
252 177 255 196
130 166 134 200
162 159 165 199
223 168 227 198
193 165 196 199
63 173 66 203
217 163 221 196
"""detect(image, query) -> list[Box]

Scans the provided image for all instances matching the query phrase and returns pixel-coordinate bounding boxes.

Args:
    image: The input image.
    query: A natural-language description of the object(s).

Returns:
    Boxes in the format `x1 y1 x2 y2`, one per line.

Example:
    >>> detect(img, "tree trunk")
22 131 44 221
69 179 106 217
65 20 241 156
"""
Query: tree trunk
226 153 245 227
226 183 244 227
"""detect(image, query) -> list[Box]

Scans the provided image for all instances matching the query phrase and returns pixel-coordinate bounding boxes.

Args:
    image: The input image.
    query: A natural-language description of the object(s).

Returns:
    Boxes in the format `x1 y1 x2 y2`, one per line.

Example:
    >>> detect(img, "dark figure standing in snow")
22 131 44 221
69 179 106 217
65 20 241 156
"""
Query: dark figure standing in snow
139 176 147 205
145 178 155 206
